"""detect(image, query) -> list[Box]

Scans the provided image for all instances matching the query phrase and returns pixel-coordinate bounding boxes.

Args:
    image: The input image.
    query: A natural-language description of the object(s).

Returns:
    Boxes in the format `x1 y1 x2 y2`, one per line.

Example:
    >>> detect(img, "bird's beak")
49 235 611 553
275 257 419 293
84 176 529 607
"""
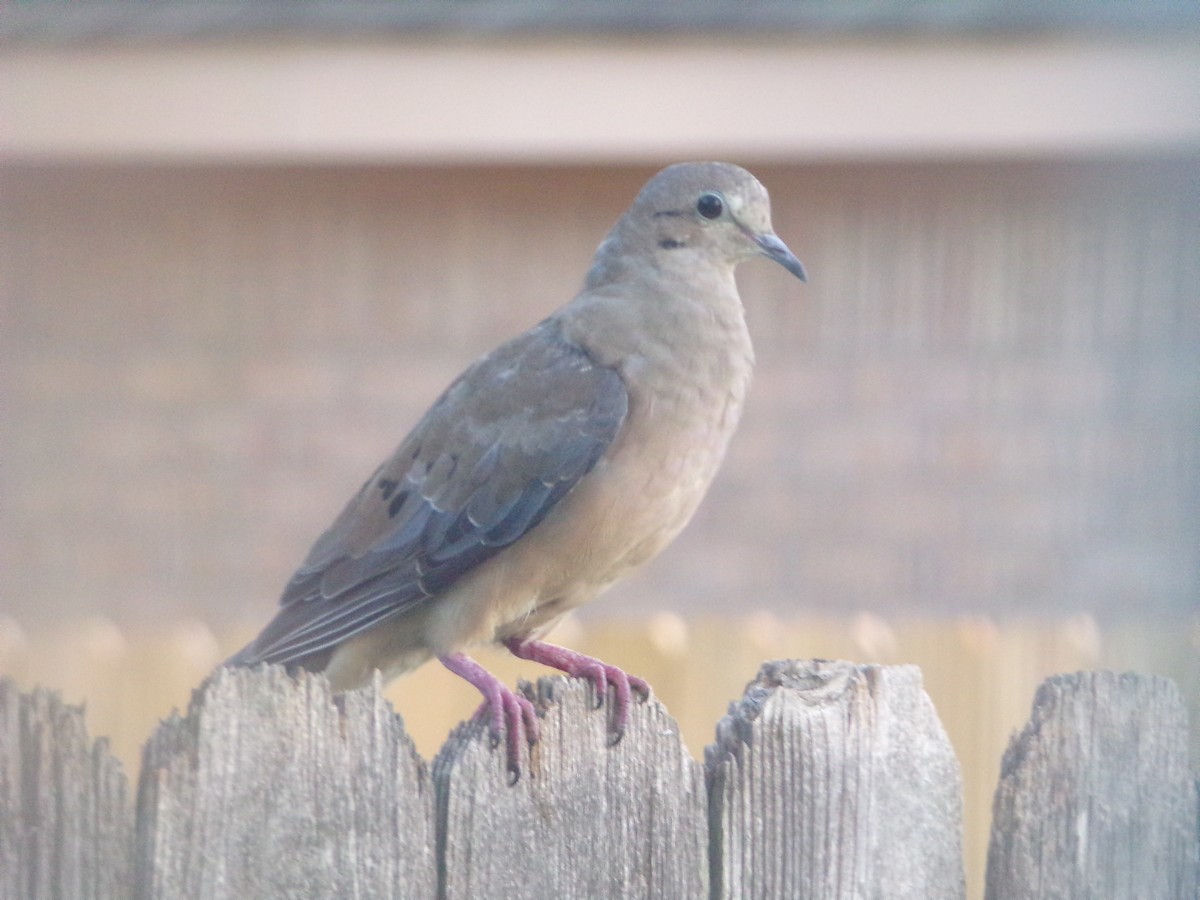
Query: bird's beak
754 232 807 282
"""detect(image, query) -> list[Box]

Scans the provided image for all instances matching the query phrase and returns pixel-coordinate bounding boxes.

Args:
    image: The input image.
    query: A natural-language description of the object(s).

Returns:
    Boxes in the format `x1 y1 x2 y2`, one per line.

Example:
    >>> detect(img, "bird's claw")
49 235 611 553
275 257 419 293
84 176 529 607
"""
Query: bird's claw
475 687 539 781
446 642 649 780
443 653 539 782
503 638 650 745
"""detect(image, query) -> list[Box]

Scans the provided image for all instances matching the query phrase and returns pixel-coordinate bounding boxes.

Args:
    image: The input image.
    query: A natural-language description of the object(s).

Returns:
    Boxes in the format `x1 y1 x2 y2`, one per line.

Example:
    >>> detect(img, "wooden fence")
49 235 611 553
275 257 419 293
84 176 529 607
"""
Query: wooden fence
2 661 1196 899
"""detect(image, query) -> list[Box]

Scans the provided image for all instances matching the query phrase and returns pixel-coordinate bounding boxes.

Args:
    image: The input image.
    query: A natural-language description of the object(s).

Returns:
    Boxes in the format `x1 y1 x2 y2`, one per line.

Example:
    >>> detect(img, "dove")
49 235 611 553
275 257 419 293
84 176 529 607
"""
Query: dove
227 161 806 778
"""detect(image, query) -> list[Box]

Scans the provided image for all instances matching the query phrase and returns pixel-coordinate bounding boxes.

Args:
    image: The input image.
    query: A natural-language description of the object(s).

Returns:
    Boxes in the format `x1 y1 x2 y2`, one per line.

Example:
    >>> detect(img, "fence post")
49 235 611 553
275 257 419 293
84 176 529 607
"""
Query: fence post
133 666 435 899
706 659 965 899
984 671 1199 899
0 678 131 900
434 676 708 899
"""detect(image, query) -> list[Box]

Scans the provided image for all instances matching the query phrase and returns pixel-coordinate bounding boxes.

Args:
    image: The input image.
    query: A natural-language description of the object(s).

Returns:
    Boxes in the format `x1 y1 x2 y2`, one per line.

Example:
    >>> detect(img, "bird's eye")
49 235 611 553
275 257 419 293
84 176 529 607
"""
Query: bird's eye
696 193 724 220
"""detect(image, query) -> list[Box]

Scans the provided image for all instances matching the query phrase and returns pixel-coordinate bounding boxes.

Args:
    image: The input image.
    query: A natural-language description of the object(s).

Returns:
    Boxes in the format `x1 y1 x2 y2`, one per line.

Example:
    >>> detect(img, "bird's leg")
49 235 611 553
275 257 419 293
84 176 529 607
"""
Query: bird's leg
503 638 650 745
438 652 539 783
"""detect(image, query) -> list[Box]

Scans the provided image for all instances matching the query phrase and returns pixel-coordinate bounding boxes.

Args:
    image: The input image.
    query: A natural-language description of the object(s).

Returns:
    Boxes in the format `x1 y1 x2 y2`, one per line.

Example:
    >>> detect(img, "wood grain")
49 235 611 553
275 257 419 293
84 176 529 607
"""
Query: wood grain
707 659 966 899
435 676 708 899
134 666 435 899
0 680 131 900
985 671 1199 900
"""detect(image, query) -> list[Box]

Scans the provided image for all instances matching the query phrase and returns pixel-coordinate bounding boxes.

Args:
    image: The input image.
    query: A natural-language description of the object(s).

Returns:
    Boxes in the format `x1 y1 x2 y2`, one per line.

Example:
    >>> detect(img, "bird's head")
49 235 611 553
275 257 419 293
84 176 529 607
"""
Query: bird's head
625 161 807 282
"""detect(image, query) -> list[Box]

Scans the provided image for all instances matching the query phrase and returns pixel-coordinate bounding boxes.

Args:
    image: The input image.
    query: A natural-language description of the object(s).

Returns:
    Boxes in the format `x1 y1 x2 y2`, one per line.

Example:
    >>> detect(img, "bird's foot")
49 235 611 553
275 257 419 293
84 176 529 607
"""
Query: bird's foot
503 638 650 746
439 652 539 784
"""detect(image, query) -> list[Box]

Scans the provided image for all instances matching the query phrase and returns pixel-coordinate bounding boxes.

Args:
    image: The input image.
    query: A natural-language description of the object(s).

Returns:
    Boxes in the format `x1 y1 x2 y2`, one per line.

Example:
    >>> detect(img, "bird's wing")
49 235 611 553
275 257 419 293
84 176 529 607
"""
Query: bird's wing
233 320 628 667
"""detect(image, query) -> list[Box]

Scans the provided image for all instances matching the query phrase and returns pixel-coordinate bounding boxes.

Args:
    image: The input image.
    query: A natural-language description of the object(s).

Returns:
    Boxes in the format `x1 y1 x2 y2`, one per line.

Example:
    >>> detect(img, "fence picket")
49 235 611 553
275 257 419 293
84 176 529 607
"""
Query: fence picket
706 659 966 899
134 667 435 899
984 671 1199 899
0 681 131 900
434 677 708 899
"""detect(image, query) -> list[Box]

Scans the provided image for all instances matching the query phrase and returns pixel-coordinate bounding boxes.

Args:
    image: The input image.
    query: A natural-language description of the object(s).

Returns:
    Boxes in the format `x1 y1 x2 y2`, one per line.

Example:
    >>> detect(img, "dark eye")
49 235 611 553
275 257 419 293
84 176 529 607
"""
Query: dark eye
696 192 723 219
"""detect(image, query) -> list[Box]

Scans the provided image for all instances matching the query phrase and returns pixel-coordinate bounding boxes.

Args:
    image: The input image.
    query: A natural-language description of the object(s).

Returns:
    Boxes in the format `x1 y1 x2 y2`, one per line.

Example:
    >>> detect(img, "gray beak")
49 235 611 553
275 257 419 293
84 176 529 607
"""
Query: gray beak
755 233 808 282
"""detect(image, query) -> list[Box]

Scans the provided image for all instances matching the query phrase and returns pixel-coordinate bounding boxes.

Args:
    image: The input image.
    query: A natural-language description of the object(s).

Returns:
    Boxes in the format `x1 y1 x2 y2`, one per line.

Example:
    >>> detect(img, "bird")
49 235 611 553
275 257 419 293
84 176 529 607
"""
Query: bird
226 161 806 779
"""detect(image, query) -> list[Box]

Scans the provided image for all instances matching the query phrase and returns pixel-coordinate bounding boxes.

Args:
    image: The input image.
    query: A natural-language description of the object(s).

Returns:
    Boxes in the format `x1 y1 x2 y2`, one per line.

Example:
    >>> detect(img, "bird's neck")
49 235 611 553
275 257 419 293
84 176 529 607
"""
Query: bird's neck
559 265 756 402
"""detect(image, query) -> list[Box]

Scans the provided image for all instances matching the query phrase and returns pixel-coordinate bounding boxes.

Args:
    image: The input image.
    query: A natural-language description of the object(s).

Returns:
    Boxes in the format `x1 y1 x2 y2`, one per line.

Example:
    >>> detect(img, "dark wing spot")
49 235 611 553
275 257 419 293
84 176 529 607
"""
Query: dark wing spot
659 238 686 250
378 478 400 500
387 490 409 518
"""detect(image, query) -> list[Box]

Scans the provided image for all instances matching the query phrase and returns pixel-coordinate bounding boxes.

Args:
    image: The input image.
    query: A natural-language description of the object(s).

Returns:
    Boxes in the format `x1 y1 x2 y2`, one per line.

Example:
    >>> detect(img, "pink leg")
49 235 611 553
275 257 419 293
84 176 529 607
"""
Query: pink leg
503 638 650 745
439 652 539 783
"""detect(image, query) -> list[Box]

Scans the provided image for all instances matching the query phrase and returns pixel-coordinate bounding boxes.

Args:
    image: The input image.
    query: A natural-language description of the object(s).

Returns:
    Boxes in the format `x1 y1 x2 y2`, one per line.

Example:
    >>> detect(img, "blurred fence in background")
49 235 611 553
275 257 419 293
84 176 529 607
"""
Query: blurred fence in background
1 612 1196 897
6 161 1199 630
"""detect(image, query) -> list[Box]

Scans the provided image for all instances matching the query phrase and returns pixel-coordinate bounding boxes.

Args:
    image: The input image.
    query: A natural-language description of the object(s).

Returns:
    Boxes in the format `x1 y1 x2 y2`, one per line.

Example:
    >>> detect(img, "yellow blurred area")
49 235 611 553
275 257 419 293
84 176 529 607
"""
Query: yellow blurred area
1 612 1196 898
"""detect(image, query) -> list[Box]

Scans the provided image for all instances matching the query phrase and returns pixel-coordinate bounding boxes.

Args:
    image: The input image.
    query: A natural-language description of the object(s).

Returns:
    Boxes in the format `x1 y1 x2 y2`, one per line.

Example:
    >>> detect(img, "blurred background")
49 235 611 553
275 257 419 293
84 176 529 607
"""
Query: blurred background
2 3 1198 895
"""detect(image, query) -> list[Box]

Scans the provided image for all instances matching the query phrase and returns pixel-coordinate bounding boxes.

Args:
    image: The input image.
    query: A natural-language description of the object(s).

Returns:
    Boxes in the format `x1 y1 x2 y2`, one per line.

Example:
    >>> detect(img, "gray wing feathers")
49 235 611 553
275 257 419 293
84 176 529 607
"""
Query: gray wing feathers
231 322 627 668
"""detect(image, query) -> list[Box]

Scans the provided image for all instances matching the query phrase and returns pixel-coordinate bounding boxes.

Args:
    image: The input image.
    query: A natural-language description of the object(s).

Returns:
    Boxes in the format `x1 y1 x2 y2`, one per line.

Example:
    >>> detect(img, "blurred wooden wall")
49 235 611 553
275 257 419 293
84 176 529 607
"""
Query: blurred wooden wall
3 160 1198 628
0 613 1196 899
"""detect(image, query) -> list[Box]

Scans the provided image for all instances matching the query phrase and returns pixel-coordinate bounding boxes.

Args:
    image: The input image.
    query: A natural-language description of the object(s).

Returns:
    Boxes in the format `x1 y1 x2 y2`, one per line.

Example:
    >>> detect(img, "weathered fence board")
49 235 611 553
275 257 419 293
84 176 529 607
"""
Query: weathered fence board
434 677 708 899
2 661 1196 900
0 680 131 900
134 666 435 899
707 659 966 899
984 671 1199 900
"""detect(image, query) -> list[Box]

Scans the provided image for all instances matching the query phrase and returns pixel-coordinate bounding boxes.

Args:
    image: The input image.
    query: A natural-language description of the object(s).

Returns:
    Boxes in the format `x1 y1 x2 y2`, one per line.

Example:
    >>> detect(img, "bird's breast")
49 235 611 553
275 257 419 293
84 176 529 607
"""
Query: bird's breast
548 305 756 585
